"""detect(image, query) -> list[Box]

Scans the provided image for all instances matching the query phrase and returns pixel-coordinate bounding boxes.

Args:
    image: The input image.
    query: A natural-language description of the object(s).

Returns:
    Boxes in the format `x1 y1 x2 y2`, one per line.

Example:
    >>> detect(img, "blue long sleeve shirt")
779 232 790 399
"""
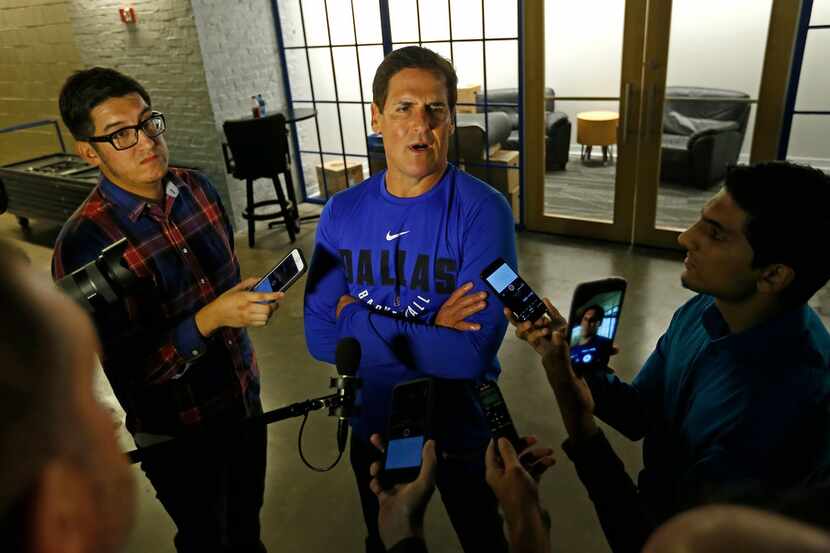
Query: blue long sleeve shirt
304 165 517 446
587 294 830 525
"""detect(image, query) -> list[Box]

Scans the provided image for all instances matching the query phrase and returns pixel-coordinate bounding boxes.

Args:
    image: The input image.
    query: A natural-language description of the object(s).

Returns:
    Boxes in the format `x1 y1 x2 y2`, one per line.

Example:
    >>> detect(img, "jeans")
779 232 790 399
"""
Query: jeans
139 420 268 553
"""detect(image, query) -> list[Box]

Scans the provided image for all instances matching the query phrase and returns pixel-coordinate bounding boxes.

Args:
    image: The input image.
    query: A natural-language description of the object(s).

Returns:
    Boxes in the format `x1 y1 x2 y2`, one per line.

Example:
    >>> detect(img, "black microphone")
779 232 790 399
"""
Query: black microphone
335 337 361 452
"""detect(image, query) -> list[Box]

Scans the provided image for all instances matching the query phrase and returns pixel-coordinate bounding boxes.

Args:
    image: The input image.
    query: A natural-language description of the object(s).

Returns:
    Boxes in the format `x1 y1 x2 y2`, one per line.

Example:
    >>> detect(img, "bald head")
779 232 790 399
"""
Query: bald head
644 504 830 553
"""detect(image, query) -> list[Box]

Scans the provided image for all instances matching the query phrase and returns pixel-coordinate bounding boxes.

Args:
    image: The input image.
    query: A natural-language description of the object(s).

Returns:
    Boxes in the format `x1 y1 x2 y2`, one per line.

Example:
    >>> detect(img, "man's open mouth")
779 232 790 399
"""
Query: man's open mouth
409 143 430 152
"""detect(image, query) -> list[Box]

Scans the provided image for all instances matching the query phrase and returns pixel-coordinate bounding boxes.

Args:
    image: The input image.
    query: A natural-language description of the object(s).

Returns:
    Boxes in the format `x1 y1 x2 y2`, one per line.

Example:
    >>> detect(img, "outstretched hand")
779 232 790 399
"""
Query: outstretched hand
485 437 552 553
368 434 438 549
504 297 565 357
543 328 599 440
195 277 283 336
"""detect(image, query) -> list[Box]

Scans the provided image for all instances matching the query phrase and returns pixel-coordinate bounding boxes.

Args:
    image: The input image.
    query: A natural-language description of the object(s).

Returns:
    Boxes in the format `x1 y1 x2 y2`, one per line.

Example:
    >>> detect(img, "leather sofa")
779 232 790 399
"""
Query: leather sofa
661 86 750 189
474 87 572 171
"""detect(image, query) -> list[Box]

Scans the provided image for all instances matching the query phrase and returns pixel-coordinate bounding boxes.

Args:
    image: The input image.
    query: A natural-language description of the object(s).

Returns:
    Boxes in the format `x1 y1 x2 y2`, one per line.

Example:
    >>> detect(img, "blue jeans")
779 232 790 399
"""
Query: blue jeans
350 433 508 553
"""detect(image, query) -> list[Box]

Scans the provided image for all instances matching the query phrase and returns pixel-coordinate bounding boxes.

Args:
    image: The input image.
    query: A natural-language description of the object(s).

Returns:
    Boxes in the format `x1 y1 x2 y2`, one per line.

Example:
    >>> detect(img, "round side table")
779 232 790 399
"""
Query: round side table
576 111 619 164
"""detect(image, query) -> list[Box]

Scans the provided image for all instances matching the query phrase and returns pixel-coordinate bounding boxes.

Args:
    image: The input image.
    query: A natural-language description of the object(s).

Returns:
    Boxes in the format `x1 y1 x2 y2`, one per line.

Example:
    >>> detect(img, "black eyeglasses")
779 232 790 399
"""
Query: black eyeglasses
82 112 166 151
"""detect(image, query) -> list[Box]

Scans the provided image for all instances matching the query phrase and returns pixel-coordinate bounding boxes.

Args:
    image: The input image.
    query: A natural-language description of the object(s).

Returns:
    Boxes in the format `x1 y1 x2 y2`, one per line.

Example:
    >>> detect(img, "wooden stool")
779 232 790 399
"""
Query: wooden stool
577 111 619 164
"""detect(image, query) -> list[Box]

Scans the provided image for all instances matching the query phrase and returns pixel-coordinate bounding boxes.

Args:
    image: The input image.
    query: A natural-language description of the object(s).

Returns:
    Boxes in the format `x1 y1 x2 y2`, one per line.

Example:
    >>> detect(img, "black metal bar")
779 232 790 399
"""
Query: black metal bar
516 0 524 228
379 0 393 55
416 0 422 45
289 99 517 108
778 0 813 160
284 42 385 49
301 149 369 157
808 24 830 29
351 0 371 161
0 119 67 154
792 110 830 115
271 0 308 205
322 0 350 186
448 0 462 166
282 36 517 50
481 0 491 184
298 0 330 199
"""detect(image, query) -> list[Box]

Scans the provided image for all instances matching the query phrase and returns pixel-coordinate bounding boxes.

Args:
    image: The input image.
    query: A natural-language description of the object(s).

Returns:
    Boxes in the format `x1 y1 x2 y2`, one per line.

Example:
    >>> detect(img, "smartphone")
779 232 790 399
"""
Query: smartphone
251 248 307 295
380 378 435 488
567 277 627 373
481 258 547 323
477 381 522 452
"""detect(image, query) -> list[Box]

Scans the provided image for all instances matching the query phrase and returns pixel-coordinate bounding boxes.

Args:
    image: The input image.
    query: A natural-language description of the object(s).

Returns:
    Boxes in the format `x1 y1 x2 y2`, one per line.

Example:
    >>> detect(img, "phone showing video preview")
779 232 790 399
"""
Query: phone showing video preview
569 290 623 370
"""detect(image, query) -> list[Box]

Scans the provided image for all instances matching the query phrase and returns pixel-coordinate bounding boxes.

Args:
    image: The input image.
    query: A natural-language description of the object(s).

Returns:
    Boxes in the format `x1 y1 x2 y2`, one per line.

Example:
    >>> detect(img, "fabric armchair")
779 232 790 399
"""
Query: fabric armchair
661 86 750 188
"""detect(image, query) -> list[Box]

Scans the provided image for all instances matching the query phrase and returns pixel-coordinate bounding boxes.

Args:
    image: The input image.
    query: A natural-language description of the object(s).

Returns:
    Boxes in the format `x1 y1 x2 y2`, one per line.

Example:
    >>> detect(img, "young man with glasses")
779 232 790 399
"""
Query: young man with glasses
52 67 281 553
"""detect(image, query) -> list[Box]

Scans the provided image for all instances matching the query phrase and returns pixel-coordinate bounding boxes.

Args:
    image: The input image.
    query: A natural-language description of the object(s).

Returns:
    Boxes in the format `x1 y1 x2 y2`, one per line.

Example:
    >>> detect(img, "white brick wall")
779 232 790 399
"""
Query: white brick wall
66 0 235 223
191 0 291 231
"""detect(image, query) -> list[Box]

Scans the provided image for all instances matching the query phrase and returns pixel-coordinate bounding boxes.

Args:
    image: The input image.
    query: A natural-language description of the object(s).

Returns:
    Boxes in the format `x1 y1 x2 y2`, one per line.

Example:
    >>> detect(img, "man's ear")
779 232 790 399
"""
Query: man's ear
29 459 95 553
757 263 795 296
448 108 455 136
75 141 102 168
370 102 382 134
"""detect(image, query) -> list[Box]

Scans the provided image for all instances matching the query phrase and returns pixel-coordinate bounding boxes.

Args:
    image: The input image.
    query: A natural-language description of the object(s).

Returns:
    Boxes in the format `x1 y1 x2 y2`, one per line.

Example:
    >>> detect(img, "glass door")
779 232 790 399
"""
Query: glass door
524 0 647 243
632 0 775 248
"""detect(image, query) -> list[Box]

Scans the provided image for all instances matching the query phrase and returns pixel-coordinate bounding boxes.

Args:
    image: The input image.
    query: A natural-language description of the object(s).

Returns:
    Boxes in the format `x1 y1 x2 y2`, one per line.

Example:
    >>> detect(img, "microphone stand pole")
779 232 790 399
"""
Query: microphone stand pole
126 392 343 465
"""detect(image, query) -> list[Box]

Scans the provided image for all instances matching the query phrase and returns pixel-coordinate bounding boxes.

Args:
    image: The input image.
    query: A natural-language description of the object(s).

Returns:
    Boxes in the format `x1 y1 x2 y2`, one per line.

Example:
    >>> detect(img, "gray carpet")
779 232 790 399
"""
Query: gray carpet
545 157 718 231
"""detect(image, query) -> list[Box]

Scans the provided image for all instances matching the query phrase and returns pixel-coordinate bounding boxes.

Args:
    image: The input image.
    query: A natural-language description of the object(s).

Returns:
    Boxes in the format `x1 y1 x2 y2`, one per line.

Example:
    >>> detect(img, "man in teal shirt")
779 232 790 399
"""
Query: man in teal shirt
510 161 830 553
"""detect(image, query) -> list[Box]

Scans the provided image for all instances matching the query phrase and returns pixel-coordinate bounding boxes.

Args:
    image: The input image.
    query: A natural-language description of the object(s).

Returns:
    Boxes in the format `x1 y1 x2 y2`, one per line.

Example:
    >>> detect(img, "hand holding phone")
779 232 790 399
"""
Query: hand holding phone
251 248 307 298
368 436 438 548
481 258 546 323
379 378 435 489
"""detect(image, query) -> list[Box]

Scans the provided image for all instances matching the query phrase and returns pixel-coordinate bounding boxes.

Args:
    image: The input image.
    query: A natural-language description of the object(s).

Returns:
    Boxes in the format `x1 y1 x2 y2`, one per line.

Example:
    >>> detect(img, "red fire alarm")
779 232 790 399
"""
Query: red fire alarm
119 7 137 24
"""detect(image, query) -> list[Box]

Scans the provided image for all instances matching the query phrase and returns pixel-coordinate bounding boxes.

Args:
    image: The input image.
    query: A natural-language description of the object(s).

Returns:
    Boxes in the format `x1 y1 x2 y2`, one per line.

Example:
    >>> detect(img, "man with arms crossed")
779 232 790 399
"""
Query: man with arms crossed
510 162 830 552
52 68 281 552
304 46 516 552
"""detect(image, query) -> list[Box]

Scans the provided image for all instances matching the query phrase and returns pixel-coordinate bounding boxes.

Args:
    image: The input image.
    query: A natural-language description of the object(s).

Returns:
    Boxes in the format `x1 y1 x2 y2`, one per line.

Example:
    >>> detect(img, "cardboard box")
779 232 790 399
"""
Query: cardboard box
486 148 520 222
457 84 481 114
316 160 364 199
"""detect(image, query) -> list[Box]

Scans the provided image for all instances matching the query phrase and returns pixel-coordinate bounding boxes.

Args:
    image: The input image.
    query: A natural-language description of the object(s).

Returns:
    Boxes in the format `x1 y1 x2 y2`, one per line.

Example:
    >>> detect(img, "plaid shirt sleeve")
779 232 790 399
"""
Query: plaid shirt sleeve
52 215 207 386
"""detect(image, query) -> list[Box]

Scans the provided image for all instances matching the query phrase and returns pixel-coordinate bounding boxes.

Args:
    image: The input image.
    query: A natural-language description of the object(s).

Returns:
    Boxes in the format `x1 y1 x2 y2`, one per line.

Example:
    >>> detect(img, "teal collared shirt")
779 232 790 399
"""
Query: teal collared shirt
591 294 830 522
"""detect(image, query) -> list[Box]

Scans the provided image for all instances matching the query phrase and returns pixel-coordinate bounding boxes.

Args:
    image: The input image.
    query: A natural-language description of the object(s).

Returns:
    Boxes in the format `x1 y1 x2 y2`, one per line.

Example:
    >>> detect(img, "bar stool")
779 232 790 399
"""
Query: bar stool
222 113 300 247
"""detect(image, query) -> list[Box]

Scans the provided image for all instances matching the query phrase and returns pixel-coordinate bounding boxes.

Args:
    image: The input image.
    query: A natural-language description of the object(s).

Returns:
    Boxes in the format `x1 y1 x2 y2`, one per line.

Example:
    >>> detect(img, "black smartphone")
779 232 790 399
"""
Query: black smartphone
477 381 522 452
480 258 547 323
250 248 307 295
567 277 627 373
380 378 435 488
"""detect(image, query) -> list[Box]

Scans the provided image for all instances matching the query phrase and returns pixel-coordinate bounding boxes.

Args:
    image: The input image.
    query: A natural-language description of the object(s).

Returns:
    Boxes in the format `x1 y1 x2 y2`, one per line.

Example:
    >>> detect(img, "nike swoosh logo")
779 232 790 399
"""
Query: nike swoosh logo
385 230 411 241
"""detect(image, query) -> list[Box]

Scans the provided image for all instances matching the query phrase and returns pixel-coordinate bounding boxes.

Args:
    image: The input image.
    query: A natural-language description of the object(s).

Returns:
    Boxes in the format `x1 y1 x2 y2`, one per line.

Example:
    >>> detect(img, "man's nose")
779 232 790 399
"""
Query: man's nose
410 106 432 131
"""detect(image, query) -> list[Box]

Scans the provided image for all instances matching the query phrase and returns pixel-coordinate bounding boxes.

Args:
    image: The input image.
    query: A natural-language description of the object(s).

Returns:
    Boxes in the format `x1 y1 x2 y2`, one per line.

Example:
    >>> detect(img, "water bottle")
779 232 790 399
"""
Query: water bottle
257 94 267 117
251 96 261 118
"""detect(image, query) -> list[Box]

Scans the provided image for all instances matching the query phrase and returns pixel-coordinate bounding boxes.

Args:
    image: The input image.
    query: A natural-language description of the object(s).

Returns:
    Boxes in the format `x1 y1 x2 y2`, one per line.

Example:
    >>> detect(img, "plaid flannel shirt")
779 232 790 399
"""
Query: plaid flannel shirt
52 169 261 435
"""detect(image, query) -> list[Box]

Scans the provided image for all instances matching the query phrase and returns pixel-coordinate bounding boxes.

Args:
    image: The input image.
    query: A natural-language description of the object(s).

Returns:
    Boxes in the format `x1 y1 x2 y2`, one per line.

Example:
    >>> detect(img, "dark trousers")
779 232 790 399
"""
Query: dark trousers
139 422 268 553
350 433 508 553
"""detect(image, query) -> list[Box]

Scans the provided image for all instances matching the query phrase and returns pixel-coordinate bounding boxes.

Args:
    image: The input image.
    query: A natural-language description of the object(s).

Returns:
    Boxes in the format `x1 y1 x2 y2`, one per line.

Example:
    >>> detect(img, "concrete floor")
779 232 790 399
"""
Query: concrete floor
4 210 828 553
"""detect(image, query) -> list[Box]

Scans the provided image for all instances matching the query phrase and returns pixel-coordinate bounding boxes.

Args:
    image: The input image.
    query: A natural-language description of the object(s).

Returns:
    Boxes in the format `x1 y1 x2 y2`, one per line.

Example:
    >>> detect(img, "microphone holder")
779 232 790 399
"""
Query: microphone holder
126 387 357 466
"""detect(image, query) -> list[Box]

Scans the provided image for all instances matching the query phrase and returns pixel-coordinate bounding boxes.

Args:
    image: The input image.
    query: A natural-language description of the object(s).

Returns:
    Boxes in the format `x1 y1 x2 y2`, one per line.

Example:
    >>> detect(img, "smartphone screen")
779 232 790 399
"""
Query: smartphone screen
385 435 424 470
482 260 546 322
251 249 305 294
569 285 625 371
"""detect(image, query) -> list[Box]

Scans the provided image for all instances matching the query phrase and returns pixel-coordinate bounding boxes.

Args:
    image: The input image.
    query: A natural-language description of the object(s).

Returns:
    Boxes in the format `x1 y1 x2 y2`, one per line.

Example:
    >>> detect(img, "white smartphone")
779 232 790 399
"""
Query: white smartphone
251 248 307 294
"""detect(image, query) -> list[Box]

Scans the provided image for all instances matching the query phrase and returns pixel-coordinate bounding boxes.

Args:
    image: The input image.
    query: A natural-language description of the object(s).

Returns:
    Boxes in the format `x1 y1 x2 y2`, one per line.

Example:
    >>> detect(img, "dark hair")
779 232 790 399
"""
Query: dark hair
59 67 151 139
0 261 72 546
372 46 458 113
724 161 830 306
581 304 605 321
